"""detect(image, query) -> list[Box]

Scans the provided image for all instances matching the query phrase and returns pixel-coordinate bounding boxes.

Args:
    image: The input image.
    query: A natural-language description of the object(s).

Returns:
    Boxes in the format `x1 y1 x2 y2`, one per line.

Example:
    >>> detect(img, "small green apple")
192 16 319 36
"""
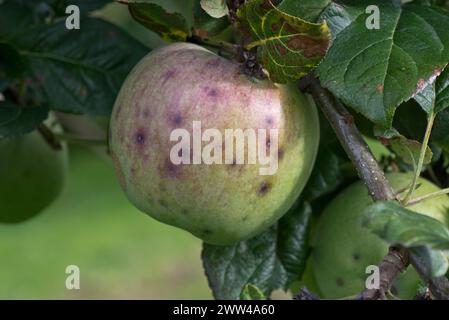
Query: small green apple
0 130 68 223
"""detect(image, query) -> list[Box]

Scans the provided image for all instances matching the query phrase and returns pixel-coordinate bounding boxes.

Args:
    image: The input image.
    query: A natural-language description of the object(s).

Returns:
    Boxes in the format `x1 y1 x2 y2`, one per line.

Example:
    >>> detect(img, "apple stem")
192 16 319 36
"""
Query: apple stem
52 132 107 147
402 112 436 205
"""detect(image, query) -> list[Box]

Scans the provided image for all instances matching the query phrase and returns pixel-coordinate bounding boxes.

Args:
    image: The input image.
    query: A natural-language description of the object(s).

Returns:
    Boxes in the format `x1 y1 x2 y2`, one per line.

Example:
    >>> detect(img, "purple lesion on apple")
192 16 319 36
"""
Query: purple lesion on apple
257 181 272 196
163 158 183 179
160 68 178 86
169 112 184 127
133 128 147 146
205 58 221 68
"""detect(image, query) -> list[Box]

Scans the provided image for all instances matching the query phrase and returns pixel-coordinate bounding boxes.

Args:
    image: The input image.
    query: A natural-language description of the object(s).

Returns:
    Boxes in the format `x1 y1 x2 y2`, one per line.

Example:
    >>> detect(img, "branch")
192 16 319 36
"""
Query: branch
300 75 449 300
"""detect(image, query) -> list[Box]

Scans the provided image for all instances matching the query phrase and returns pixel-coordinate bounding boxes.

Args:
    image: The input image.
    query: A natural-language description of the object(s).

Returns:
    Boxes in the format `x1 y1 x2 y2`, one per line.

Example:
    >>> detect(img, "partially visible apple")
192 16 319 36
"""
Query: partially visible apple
0 129 68 223
312 172 449 299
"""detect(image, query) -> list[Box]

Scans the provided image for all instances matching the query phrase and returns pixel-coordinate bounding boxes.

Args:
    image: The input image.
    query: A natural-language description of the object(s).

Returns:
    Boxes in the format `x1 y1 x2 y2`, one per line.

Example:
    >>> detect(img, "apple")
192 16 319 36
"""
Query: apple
109 43 320 245
311 172 449 299
0 129 68 223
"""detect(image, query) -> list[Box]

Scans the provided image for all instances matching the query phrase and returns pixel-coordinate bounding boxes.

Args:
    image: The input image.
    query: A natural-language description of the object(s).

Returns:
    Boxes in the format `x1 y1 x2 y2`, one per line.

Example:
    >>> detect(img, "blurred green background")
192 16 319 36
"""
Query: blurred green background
0 1 215 299
0 146 211 299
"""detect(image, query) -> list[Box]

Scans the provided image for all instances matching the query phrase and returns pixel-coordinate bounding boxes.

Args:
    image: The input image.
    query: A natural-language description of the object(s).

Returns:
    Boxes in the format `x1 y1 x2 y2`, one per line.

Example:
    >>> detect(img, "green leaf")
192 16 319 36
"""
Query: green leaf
362 201 449 250
0 43 25 90
237 0 330 84
50 0 111 15
202 201 312 299
436 67 449 113
415 82 436 115
389 135 433 166
1 12 148 115
317 1 449 127
200 0 229 19
410 246 449 278
303 149 345 201
240 284 266 300
127 2 190 41
278 0 331 22
193 0 230 39
0 101 48 138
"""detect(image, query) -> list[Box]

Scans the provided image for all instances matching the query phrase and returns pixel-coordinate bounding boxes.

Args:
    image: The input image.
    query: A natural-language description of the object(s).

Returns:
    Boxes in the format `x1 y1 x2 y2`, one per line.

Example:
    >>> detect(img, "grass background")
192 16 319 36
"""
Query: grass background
0 147 211 299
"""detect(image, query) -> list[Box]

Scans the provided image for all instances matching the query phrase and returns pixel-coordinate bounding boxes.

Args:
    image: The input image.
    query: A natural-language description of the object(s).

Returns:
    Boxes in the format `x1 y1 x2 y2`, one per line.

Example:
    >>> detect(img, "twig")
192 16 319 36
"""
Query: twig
187 35 240 56
293 288 320 300
38 125 63 151
409 253 449 300
300 75 449 300
302 75 395 201
357 247 409 300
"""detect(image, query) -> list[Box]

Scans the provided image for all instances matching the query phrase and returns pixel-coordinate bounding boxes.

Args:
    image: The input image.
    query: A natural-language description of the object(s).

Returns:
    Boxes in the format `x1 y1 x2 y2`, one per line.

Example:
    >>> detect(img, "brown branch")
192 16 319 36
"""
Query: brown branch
300 75 449 300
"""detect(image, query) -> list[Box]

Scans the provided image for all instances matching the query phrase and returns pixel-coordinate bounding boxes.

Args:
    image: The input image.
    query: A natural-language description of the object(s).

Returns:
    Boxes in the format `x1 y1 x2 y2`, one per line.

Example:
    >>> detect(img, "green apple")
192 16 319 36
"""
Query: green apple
0 130 68 223
312 172 449 299
109 43 320 245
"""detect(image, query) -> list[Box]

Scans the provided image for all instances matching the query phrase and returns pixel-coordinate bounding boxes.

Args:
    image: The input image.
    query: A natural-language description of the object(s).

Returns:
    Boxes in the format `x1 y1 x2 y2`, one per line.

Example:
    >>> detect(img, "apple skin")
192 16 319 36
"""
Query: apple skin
312 172 449 299
0 131 68 223
109 43 320 245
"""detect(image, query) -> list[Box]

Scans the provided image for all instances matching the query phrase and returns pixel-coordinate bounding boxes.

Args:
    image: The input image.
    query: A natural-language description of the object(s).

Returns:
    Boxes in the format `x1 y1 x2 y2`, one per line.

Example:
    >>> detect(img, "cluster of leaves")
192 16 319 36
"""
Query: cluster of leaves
3 0 449 299
127 0 449 298
0 0 148 138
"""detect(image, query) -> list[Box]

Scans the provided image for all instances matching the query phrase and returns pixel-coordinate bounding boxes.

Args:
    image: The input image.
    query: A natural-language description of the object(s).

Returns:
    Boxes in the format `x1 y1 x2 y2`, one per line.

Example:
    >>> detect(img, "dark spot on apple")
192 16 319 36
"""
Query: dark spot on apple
134 130 146 145
278 148 284 160
265 117 274 125
164 159 182 179
161 68 177 86
142 110 150 118
336 278 344 287
207 87 219 98
206 58 221 68
170 113 183 126
257 181 272 196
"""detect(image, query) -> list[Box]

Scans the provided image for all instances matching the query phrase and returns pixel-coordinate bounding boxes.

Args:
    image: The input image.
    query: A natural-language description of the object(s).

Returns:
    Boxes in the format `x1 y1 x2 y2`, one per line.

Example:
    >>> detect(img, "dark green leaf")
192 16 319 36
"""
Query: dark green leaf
278 0 331 22
362 201 449 250
436 67 449 113
415 82 436 115
317 1 449 127
410 246 449 278
127 2 190 41
2 15 148 115
0 101 48 138
200 0 229 18
240 284 266 300
50 0 111 15
0 43 25 90
303 149 344 201
237 0 330 83
202 201 312 299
